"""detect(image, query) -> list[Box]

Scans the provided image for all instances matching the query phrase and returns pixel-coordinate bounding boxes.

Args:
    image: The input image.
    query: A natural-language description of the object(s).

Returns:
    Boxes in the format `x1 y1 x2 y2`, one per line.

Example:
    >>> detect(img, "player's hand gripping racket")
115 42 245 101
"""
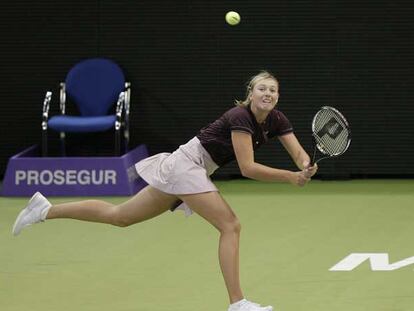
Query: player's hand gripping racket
310 106 351 165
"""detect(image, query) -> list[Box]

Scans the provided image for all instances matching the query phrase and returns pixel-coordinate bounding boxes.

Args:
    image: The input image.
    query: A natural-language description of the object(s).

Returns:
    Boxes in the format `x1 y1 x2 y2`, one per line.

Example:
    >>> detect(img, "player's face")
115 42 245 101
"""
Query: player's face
250 78 279 112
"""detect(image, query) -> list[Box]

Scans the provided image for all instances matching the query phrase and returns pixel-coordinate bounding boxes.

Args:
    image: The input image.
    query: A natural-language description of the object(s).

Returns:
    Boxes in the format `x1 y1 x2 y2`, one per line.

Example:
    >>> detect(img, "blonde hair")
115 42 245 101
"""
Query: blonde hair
235 70 279 107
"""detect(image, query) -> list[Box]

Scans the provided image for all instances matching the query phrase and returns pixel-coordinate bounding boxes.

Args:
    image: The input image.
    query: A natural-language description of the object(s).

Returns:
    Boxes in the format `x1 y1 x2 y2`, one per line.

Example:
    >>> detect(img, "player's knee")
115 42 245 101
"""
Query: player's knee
220 217 241 235
113 216 132 227
111 207 133 228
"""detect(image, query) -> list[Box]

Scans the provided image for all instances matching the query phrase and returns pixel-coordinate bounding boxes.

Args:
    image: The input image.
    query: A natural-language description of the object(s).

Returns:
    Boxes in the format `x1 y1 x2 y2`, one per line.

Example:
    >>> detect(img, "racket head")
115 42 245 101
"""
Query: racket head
311 106 351 164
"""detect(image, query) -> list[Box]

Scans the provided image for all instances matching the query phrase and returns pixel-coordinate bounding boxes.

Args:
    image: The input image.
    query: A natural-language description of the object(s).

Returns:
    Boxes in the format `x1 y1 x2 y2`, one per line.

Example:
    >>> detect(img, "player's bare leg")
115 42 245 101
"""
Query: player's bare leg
12 186 178 235
178 191 273 310
178 191 244 303
46 186 177 226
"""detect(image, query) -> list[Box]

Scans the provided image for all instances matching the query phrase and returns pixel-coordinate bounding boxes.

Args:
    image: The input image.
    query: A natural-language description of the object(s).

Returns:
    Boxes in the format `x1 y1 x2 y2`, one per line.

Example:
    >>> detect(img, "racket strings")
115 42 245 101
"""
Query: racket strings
313 109 350 156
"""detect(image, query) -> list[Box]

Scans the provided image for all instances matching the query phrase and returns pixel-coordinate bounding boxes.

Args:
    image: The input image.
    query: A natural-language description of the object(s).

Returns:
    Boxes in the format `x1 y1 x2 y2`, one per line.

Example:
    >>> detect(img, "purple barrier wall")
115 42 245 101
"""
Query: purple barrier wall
1 145 149 197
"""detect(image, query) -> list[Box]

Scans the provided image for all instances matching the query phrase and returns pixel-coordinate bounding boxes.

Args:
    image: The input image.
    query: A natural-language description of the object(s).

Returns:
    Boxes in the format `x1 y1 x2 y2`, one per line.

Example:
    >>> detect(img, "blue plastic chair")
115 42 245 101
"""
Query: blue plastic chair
41 58 131 156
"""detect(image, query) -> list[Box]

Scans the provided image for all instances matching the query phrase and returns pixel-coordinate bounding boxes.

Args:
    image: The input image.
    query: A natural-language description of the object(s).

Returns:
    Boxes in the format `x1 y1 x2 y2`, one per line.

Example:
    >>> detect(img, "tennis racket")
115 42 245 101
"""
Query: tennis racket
311 106 351 165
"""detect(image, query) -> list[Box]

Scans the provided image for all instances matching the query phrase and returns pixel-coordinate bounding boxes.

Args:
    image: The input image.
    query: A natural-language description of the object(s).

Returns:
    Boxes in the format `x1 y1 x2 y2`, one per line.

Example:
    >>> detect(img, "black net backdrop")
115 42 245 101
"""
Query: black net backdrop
0 0 413 179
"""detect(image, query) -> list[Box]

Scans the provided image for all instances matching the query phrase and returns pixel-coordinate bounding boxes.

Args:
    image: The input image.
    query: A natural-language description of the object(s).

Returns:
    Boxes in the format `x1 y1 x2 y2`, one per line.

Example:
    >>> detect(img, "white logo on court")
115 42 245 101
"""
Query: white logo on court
330 253 414 271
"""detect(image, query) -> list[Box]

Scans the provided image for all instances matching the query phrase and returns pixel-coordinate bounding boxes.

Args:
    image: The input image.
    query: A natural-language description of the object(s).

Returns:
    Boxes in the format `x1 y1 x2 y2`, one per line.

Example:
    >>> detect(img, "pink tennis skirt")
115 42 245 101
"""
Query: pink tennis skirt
134 137 219 216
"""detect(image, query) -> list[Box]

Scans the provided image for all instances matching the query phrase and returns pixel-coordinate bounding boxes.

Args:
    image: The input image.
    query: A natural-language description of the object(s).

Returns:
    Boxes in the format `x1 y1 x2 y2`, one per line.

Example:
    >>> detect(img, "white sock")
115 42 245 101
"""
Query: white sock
40 205 51 221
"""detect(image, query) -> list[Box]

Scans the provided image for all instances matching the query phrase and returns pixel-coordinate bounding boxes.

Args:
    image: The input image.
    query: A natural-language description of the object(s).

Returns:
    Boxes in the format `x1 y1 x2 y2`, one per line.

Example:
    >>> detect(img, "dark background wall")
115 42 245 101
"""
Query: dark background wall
0 0 413 179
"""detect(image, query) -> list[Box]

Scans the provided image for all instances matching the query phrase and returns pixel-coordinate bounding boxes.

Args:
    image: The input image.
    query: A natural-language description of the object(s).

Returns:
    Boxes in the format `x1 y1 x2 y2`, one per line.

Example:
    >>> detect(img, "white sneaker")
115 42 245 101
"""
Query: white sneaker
228 299 273 311
12 192 52 236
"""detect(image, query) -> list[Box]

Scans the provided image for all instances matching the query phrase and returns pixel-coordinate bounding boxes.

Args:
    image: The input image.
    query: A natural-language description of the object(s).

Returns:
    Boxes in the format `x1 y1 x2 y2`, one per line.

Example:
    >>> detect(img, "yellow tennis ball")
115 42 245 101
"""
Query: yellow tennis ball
225 11 241 26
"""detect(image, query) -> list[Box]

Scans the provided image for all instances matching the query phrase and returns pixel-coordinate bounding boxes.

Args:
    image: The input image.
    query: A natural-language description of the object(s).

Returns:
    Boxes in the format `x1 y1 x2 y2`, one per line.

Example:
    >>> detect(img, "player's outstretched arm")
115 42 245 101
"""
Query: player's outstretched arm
231 131 309 186
278 133 318 177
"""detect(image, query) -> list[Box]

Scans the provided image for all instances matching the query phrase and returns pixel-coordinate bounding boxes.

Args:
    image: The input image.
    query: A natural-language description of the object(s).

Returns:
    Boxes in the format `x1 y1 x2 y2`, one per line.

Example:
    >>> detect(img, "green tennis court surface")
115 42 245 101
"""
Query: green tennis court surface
1 180 413 311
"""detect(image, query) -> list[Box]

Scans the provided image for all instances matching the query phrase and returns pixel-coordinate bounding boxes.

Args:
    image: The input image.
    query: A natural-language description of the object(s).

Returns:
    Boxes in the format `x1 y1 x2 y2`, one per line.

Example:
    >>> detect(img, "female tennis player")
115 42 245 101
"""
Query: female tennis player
13 71 317 311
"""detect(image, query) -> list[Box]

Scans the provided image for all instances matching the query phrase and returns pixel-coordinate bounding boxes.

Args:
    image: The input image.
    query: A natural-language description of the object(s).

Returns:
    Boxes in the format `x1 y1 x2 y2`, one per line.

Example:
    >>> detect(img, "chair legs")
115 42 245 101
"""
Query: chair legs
115 128 121 156
42 129 48 157
42 131 67 156
124 125 129 153
60 132 66 156
44 131 123 157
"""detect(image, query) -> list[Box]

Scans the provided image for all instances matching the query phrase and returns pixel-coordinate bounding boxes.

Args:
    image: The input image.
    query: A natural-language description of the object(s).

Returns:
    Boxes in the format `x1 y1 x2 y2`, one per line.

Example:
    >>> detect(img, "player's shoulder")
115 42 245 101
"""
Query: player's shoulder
224 105 251 119
226 105 249 115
